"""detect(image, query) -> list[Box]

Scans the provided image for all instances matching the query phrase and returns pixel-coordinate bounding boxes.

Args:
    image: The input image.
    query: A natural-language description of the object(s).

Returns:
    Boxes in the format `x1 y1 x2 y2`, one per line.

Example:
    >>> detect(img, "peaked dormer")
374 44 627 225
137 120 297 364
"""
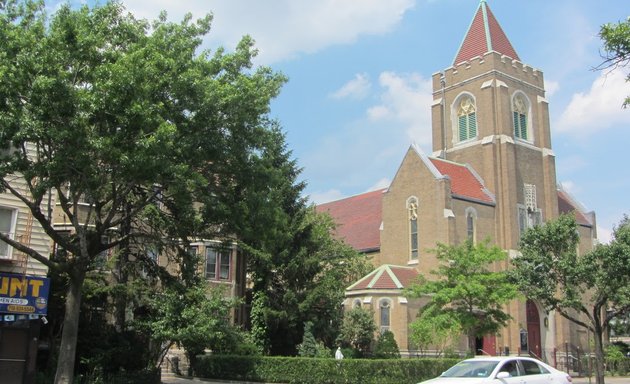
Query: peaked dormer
454 0 520 65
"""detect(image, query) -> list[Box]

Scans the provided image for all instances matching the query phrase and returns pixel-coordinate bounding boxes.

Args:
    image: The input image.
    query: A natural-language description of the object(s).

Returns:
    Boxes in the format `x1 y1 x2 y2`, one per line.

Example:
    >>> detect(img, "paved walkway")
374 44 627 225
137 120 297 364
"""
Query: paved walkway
163 375 630 384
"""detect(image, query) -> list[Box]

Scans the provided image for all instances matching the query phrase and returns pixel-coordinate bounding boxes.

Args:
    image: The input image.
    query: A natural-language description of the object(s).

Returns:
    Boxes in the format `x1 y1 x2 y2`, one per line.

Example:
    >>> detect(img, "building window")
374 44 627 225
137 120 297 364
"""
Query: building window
0 207 17 259
465 207 477 242
206 247 231 281
407 197 419 260
380 299 391 333
353 299 362 309
512 93 530 140
518 184 542 236
455 95 477 142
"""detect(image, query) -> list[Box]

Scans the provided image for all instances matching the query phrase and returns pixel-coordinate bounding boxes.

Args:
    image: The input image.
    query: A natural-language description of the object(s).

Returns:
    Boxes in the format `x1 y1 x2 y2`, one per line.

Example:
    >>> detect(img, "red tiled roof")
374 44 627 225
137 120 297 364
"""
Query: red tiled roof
454 1 520 65
430 158 495 204
348 265 419 291
316 189 385 252
557 189 593 227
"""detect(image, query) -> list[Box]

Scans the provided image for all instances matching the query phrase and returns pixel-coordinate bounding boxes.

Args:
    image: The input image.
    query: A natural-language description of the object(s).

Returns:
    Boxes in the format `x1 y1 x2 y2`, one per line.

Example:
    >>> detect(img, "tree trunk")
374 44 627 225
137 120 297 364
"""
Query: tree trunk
467 330 476 357
54 270 86 384
592 323 606 384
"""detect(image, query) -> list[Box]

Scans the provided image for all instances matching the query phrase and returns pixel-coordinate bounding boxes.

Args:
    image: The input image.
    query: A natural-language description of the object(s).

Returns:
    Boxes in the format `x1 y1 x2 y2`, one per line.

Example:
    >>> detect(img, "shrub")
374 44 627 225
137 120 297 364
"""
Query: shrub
605 344 629 376
373 331 400 359
194 355 459 384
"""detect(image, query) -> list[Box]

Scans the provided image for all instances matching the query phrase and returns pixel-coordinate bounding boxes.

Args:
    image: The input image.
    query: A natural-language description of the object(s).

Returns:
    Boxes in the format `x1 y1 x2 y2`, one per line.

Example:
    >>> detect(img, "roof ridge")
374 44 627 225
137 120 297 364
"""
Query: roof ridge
317 188 386 206
429 156 466 167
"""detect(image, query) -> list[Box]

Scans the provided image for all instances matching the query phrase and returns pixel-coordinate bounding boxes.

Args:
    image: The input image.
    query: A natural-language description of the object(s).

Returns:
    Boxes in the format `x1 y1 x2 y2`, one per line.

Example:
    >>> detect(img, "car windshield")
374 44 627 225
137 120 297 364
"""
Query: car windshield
440 360 499 378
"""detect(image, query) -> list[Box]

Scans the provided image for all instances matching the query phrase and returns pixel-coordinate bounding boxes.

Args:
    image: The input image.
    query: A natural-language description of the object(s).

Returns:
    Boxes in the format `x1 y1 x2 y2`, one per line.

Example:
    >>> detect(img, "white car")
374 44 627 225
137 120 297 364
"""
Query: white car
418 356 572 384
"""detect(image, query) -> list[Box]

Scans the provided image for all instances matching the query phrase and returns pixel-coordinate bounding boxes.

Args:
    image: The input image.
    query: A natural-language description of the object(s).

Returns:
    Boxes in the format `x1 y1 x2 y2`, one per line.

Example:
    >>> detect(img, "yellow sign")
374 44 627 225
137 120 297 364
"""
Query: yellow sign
7 305 35 313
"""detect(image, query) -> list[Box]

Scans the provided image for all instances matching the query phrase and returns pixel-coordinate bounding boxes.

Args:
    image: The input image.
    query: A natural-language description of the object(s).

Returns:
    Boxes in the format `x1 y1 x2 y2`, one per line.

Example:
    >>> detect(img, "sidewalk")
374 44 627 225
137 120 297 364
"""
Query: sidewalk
163 375 630 384
162 375 275 384
572 378 630 384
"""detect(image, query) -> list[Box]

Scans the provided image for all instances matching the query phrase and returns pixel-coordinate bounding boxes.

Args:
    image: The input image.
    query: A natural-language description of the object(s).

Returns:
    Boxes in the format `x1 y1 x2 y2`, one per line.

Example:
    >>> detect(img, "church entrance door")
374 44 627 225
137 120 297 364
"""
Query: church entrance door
526 300 542 358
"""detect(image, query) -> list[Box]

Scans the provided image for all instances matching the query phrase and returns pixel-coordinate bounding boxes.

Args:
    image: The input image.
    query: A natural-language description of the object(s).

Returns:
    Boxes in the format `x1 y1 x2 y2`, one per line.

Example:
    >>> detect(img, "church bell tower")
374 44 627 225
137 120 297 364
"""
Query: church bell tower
430 0 559 251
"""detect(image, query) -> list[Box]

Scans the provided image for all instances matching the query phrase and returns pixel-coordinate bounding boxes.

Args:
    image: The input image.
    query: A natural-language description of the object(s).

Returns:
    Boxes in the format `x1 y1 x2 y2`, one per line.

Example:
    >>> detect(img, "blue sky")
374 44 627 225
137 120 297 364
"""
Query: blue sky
54 0 629 243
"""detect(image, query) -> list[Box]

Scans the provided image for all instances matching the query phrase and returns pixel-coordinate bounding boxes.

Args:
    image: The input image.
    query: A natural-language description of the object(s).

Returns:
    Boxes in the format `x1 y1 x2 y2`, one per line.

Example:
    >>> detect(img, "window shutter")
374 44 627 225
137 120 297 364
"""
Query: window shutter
459 115 467 140
468 112 477 137
520 114 527 139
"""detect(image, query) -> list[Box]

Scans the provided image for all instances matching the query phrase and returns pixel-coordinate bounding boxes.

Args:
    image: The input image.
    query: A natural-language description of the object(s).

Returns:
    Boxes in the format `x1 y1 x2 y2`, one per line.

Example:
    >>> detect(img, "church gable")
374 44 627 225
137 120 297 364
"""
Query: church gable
347 264 419 292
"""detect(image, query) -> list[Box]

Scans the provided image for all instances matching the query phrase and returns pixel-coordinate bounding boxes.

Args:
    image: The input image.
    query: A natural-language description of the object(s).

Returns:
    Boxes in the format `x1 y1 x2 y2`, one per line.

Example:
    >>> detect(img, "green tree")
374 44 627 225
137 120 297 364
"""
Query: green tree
373 330 400 359
140 284 242 376
0 1 286 382
297 321 319 357
406 240 518 355
409 305 461 357
338 306 376 356
597 17 630 107
511 214 630 384
297 321 331 358
245 206 370 355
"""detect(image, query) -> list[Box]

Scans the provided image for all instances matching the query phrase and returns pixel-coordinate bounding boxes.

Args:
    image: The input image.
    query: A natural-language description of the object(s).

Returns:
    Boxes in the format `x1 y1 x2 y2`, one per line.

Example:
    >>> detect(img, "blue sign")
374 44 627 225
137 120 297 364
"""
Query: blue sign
0 273 50 315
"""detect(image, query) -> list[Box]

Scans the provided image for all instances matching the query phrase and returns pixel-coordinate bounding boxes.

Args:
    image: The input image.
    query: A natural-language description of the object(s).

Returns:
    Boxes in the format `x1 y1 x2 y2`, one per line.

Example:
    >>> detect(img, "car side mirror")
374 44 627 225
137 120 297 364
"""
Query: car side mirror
496 371 511 379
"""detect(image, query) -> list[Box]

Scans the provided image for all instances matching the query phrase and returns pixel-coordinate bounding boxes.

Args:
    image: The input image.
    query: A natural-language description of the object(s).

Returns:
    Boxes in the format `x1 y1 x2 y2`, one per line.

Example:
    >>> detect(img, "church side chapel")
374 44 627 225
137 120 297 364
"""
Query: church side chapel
317 0 597 361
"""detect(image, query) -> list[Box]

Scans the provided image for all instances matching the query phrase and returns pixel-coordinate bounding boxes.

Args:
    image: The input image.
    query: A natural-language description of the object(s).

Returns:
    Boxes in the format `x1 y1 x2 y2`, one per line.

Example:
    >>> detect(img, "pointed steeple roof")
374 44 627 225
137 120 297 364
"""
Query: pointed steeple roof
454 0 520 65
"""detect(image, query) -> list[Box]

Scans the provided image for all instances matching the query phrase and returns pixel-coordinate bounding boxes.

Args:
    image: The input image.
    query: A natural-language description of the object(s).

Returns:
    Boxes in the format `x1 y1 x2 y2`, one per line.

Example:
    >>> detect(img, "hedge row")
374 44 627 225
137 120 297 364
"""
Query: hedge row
194 355 459 384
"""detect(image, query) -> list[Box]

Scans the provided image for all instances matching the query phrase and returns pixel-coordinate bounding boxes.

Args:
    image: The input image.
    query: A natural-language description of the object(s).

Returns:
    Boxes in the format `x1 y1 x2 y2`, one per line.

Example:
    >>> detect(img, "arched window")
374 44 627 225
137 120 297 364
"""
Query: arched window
455 94 477 142
379 299 391 332
407 197 419 260
465 207 477 242
512 93 530 140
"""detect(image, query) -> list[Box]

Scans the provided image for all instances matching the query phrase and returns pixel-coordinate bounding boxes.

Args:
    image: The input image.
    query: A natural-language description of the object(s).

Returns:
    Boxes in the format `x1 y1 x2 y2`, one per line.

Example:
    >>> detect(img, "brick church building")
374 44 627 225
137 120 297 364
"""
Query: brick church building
317 0 597 361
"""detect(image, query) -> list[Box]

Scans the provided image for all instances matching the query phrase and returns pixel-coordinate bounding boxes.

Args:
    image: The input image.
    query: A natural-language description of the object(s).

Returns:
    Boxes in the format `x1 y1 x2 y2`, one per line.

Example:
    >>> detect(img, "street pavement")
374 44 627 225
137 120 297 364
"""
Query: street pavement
572 378 630 384
162 375 630 384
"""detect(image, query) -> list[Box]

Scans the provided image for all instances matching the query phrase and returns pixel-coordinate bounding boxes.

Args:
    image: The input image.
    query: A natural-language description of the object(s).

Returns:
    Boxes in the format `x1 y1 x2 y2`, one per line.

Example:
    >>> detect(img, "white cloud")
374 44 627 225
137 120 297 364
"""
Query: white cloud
121 0 416 64
544 80 560 97
559 180 578 194
331 73 371 100
368 71 433 149
308 189 346 205
555 69 630 135
367 178 391 192
367 105 389 120
597 226 612 245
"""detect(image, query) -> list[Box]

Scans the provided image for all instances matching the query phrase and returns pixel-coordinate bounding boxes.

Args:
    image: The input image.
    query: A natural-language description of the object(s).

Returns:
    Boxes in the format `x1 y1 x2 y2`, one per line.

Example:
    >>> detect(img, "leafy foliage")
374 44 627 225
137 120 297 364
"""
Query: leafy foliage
409 305 461 357
511 214 630 384
195 354 459 384
245 207 370 355
297 321 331 358
406 239 518 354
337 306 376 356
0 1 288 381
138 284 245 375
598 17 630 107
372 330 400 359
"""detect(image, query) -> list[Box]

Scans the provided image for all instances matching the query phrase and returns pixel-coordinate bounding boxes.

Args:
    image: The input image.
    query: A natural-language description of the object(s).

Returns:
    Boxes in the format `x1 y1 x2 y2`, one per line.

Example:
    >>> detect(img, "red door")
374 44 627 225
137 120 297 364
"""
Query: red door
482 334 496 356
526 300 542 358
